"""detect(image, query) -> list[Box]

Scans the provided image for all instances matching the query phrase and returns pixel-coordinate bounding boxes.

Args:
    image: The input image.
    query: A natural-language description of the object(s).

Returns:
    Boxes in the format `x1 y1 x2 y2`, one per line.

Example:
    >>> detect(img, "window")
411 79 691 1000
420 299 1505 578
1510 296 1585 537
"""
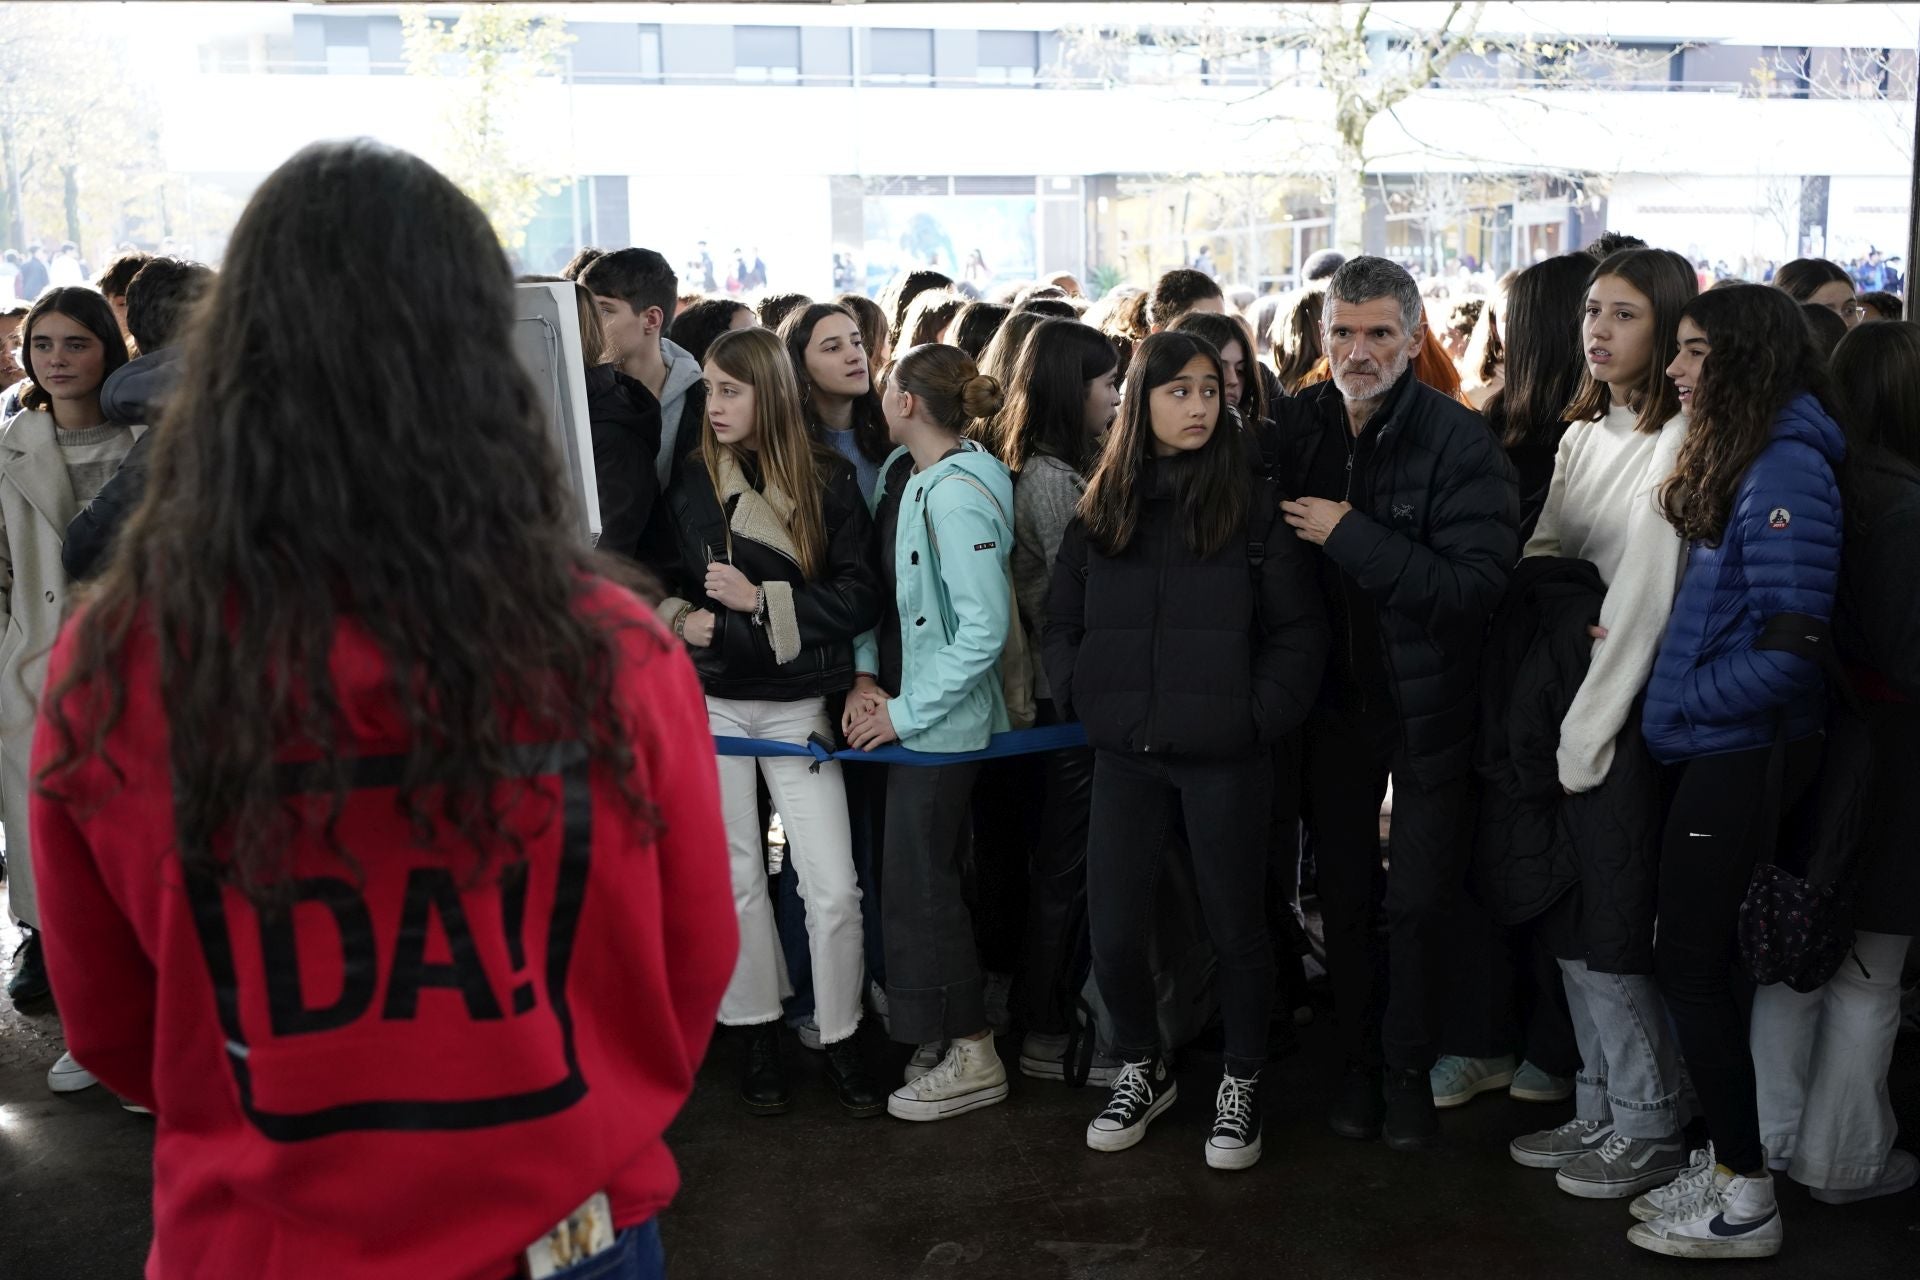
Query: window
870 28 934 83
978 30 1038 86
736 25 801 83
569 23 663 84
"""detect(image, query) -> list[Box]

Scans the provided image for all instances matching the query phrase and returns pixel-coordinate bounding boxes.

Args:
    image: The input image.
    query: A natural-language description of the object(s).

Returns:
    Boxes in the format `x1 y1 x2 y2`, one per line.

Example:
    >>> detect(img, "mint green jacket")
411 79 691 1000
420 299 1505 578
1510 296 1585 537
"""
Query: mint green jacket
853 442 1013 752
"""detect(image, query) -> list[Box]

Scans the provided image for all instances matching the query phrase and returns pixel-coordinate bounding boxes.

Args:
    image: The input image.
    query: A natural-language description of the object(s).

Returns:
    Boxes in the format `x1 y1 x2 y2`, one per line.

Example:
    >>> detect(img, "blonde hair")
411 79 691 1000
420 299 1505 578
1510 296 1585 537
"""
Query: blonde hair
700 326 829 578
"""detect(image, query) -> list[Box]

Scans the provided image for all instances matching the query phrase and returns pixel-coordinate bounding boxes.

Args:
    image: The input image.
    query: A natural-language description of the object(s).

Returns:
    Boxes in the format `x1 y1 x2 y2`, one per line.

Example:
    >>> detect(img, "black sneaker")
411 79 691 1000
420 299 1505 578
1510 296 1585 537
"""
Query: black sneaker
1086 1058 1177 1153
739 1023 790 1116
1383 1066 1439 1151
1328 1062 1385 1140
1206 1071 1262 1171
7 931 50 1008
824 1035 885 1119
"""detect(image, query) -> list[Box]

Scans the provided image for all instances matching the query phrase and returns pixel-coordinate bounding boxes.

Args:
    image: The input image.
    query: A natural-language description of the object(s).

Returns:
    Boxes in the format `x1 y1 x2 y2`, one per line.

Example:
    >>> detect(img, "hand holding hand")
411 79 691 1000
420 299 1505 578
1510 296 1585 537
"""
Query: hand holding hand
842 676 887 734
704 562 759 612
845 701 899 751
1281 497 1353 547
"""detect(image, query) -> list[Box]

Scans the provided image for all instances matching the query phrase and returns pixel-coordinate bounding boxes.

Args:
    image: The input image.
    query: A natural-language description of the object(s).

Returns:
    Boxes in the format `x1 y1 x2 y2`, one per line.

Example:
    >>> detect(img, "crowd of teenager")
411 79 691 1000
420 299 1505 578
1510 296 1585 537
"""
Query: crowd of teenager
0 139 1914 1277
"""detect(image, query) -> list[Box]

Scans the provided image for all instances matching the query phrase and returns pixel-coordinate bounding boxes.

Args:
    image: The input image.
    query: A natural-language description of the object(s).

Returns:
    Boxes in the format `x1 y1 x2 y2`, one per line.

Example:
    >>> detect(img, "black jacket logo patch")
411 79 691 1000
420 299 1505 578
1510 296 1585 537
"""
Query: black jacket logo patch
973 541 997 551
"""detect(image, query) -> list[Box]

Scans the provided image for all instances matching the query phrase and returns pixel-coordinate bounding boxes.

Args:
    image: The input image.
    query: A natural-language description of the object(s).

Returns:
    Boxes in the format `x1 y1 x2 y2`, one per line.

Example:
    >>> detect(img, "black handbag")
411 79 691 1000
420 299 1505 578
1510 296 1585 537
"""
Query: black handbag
1735 615 1875 994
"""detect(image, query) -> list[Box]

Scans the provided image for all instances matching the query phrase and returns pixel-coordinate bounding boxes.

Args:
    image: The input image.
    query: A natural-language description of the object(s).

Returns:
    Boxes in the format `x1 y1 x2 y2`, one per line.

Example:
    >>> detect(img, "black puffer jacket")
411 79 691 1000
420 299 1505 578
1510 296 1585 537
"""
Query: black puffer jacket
1835 446 1920 936
1043 456 1327 757
585 363 662 563
1279 370 1518 785
656 450 882 702
1472 557 1661 974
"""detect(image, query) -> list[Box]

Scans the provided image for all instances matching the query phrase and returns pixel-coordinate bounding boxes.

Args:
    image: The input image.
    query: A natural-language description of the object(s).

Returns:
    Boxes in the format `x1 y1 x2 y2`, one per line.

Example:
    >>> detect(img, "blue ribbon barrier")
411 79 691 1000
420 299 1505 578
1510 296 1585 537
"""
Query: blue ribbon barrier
712 721 1087 768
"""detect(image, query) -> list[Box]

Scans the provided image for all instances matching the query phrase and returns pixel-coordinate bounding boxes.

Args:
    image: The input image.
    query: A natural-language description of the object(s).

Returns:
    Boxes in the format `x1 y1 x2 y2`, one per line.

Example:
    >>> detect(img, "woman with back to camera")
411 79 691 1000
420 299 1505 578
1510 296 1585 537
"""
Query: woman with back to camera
948 301 1012 361
30 140 737 1280
1747 319 1920 1208
1045 331 1326 1171
1495 248 1698 1203
654 325 884 1121
842 344 1019 1124
1774 257 1864 330
1481 254 1602 542
1627 284 1845 1261
1 287 133 1097
669 297 755 369
1272 287 1326 396
994 318 1123 1087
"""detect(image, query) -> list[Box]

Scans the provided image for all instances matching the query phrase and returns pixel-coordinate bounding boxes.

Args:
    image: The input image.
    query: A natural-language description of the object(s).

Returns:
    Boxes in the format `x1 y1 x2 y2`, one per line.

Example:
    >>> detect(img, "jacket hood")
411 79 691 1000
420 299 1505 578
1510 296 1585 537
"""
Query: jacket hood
1774 392 1847 466
917 440 1014 519
99 346 184 425
658 337 703 407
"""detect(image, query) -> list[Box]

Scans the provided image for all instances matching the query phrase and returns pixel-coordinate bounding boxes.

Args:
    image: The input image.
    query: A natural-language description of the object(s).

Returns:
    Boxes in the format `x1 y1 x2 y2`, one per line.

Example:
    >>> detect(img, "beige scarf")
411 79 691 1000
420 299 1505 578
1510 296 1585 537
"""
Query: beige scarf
712 450 803 665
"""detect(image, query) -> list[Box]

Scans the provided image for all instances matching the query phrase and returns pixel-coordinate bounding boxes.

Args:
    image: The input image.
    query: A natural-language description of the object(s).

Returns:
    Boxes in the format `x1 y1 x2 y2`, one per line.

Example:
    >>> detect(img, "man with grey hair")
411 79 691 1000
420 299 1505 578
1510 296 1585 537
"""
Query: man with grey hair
1276 255 1517 1152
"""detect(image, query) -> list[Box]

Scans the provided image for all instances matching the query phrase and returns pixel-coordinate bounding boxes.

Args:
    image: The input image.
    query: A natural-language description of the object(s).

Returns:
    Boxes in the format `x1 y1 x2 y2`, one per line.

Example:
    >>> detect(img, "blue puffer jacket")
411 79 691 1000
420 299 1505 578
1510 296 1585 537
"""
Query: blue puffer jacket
1642 393 1844 763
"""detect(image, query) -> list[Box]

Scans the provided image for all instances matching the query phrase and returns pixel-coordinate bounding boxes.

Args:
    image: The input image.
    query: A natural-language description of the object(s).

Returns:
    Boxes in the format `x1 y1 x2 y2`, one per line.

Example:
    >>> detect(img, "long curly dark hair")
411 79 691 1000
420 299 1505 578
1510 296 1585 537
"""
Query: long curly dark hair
1080 332 1248 558
1658 284 1828 546
37 140 658 904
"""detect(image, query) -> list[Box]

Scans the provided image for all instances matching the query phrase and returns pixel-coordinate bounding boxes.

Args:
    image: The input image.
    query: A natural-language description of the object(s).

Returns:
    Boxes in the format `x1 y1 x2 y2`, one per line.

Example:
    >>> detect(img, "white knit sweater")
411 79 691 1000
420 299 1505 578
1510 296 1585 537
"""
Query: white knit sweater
1524 403 1689 793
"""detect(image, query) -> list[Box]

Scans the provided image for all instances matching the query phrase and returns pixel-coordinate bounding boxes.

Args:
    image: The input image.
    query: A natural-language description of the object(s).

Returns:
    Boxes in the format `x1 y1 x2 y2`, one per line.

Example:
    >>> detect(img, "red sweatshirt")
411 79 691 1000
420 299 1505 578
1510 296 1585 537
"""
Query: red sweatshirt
30 582 736 1280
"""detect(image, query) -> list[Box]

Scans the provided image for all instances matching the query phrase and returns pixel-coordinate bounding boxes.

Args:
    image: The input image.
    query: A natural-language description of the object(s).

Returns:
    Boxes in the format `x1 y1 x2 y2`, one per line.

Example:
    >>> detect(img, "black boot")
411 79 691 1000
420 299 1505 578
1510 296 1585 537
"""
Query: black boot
1327 1062 1385 1140
740 1023 790 1116
7 930 50 1008
1383 1066 1439 1151
823 1035 885 1118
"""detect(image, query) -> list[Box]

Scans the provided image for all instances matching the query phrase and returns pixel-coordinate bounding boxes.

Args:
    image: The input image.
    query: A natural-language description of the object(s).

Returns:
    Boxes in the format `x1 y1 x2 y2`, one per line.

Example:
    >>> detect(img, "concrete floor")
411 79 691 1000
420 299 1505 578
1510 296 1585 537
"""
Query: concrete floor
4 899 1917 1279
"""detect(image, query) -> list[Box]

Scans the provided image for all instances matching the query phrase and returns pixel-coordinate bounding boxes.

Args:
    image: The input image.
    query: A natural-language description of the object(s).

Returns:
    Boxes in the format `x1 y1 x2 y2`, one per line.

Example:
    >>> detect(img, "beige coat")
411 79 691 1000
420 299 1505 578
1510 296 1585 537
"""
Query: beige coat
0 410 142 926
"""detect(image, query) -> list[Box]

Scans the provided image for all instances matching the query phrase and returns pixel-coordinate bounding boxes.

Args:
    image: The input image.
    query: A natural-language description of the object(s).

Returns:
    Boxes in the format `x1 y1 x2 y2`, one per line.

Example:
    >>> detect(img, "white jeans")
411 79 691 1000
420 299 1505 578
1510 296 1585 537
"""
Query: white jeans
1752 930 1912 1190
708 696 864 1044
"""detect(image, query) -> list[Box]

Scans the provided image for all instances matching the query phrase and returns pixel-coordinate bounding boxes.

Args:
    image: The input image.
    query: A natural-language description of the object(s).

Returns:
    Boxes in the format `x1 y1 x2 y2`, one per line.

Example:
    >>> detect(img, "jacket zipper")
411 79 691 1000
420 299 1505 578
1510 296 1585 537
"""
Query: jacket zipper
1143 506 1170 752
1343 430 1367 716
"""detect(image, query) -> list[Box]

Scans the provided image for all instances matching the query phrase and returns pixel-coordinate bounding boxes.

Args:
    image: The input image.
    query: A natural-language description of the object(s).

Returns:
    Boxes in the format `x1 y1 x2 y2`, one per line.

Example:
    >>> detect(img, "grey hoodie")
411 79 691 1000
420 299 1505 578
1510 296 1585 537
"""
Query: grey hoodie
654 336 704 488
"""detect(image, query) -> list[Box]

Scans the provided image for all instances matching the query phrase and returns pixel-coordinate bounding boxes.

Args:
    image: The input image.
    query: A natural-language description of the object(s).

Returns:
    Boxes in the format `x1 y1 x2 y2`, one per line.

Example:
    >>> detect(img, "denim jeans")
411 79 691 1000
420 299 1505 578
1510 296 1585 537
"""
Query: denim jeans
1753 930 1913 1190
882 761 988 1044
1558 958 1684 1139
538 1221 663 1280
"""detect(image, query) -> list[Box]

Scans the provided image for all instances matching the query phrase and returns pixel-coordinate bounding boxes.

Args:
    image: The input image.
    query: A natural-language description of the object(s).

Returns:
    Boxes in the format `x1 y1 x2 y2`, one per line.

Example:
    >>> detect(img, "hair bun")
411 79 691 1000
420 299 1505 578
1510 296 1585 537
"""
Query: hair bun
961 373 1005 420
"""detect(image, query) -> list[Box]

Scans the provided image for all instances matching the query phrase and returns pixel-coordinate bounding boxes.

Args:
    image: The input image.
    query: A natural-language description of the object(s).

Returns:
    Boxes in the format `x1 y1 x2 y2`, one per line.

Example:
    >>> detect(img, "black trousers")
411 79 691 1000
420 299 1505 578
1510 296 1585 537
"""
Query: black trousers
1087 749 1274 1077
1305 708 1473 1073
1441 893 1580 1076
1022 703 1095 1035
1655 737 1820 1174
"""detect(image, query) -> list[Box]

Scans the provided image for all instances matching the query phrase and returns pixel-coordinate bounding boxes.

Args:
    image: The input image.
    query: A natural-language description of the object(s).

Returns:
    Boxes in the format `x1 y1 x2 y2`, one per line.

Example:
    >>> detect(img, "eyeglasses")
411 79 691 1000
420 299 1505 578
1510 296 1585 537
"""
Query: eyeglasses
1840 302 1867 320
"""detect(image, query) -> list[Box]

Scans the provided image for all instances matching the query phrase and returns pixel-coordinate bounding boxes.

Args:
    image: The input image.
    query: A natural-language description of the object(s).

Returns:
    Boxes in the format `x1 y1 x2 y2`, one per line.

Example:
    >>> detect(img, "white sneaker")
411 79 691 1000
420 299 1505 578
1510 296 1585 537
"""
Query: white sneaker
1205 1071 1262 1171
866 981 891 1037
1809 1148 1920 1205
1016 1031 1118 1087
902 1039 949 1083
1628 1166 1782 1259
47 1051 98 1094
886 1036 1008 1122
1631 1143 1716 1222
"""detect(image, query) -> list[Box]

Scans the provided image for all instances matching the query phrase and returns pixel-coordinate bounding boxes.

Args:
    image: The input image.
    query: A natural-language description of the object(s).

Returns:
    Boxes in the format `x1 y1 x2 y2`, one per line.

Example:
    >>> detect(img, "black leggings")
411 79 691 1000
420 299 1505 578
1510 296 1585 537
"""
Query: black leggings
1654 738 1821 1175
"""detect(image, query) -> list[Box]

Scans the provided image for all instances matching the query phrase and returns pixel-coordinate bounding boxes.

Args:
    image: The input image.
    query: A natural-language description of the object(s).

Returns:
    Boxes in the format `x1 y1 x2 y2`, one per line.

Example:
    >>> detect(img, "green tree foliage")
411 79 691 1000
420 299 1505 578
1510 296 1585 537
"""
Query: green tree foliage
402 6 573 253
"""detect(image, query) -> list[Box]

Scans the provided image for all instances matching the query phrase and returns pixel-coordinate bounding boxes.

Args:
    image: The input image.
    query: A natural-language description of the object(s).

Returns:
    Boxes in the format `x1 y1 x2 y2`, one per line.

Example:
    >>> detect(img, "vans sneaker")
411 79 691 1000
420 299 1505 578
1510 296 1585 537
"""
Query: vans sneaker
1509 1059 1575 1103
1086 1058 1177 1153
1555 1131 1689 1199
886 1036 1008 1122
1628 1167 1782 1259
1205 1071 1262 1171
1632 1144 1717 1222
1510 1118 1613 1169
1017 1032 1118 1088
1430 1054 1515 1108
903 1039 948 1083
